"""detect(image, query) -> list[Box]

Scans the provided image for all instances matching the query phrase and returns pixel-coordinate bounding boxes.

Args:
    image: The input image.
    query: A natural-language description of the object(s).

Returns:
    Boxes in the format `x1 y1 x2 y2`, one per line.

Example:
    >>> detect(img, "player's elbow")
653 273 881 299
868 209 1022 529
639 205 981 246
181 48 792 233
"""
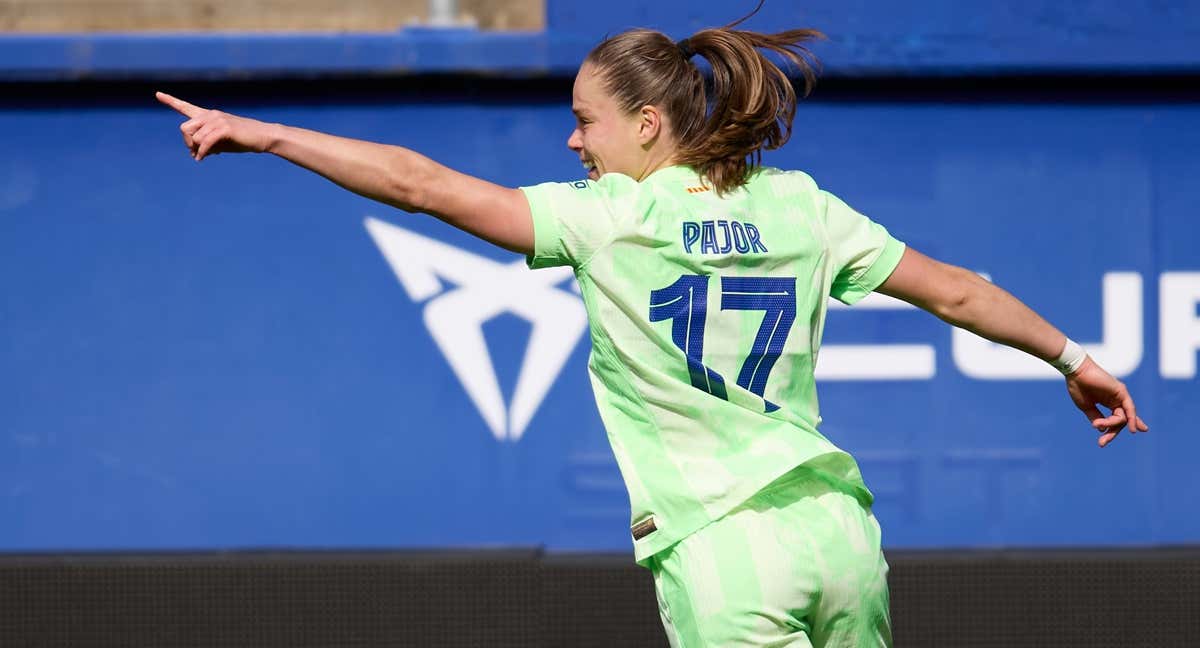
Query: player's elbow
931 265 986 324
385 152 437 213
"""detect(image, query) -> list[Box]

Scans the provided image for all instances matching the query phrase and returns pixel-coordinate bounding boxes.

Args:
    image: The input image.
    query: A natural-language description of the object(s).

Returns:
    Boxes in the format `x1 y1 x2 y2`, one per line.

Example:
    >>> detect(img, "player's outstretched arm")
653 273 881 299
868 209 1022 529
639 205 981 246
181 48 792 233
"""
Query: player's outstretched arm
875 246 1149 447
154 91 533 255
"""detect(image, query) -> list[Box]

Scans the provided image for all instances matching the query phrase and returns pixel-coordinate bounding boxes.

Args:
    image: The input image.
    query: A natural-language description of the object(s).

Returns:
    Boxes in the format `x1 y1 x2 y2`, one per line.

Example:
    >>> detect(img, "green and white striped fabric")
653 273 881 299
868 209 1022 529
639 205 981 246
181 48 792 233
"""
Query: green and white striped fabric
520 165 905 565
651 466 891 647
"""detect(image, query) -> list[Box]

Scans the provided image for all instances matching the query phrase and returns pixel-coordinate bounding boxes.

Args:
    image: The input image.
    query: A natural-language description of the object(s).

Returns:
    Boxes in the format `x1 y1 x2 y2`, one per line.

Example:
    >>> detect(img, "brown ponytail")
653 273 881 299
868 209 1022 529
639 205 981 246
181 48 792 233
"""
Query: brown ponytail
584 17 822 196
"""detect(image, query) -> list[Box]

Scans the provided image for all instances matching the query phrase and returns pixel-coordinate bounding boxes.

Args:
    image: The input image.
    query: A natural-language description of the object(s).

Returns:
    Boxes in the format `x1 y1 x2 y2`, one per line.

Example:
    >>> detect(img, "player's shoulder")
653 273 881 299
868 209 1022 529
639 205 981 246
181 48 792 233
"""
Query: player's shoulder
750 166 822 196
521 173 641 210
555 172 643 201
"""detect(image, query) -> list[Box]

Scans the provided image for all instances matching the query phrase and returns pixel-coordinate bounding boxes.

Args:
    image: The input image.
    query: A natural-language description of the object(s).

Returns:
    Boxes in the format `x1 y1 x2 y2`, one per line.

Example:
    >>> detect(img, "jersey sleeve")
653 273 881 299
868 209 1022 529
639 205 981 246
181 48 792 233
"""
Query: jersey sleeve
819 189 906 305
519 177 624 269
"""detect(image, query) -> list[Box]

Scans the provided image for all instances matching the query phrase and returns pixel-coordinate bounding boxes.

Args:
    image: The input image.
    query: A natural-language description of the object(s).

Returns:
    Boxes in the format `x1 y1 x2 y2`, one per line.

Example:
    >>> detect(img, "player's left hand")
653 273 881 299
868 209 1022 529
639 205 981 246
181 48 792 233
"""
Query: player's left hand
1064 356 1149 448
156 91 276 161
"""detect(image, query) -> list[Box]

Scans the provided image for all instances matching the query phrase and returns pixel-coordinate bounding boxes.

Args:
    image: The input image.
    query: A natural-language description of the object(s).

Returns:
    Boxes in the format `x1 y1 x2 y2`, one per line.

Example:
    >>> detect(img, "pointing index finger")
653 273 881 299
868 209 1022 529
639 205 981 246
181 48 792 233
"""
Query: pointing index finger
155 91 204 118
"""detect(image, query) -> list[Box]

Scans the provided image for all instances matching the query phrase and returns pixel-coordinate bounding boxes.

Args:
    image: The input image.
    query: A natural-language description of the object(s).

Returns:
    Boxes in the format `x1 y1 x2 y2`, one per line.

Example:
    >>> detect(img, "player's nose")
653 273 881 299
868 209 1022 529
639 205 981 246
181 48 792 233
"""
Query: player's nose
566 128 583 153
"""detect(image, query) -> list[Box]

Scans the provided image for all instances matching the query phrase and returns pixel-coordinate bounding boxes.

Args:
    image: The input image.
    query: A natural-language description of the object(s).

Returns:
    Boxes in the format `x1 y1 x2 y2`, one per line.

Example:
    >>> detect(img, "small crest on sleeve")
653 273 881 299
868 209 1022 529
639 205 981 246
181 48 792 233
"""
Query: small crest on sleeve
567 180 590 190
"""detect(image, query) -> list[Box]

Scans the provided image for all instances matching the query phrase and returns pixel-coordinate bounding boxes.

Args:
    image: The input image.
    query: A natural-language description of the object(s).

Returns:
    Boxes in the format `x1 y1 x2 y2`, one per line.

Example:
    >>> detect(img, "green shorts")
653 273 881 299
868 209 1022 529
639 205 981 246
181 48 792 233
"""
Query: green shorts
647 466 892 647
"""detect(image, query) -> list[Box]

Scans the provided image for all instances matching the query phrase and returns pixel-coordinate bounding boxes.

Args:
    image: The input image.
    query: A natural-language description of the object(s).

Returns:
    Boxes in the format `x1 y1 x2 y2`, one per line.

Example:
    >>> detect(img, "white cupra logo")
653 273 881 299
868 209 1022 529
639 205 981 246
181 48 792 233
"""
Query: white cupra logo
364 217 588 442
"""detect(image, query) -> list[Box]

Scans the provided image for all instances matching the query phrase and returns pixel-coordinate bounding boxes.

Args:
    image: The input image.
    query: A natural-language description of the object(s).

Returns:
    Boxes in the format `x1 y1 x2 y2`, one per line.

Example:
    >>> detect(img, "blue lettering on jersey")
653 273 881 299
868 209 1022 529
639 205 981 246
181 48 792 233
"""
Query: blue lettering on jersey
730 222 749 253
682 220 768 255
716 221 732 253
682 222 701 252
745 223 768 253
700 221 719 254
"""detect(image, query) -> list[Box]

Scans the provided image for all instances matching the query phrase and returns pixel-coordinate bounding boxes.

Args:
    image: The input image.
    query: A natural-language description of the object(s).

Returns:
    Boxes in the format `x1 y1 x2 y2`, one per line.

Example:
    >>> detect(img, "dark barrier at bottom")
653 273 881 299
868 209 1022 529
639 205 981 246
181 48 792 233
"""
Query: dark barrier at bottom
2 547 1198 647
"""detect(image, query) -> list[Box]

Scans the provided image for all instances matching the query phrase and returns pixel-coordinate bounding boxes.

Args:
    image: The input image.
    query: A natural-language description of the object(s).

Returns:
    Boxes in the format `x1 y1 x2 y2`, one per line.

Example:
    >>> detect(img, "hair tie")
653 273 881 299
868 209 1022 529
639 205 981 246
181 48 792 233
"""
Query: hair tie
677 38 696 60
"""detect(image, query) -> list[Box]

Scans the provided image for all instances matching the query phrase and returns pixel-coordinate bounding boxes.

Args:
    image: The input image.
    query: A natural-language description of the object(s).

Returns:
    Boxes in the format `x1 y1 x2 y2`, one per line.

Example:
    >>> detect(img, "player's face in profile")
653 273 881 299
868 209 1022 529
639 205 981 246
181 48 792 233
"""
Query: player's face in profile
567 63 645 181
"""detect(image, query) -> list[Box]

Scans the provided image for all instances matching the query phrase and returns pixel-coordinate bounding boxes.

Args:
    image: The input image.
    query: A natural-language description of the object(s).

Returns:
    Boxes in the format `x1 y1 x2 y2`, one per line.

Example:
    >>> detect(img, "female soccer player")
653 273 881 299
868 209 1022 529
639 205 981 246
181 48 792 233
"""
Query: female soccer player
157 20 1148 648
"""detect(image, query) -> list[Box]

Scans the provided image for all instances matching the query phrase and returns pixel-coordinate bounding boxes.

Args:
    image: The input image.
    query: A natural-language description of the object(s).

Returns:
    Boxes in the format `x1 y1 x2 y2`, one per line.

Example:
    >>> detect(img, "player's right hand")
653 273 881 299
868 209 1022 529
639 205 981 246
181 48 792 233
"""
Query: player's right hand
156 91 277 161
1064 356 1149 448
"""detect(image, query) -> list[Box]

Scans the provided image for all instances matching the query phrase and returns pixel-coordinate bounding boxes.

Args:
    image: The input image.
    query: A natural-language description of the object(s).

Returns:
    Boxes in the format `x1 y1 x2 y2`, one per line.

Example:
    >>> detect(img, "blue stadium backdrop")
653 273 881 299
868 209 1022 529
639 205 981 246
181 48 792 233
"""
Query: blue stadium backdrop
1 0 1198 554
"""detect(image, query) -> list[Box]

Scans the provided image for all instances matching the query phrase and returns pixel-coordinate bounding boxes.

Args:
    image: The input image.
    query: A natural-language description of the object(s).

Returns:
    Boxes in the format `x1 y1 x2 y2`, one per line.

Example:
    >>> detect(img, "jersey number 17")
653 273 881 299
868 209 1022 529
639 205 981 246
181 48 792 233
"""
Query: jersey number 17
649 275 796 413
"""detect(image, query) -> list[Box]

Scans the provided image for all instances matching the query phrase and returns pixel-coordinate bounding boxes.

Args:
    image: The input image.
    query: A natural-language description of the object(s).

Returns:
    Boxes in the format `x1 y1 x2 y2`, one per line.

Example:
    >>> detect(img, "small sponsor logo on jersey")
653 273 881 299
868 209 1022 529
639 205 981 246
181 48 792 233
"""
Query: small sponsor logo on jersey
568 180 589 190
685 185 710 194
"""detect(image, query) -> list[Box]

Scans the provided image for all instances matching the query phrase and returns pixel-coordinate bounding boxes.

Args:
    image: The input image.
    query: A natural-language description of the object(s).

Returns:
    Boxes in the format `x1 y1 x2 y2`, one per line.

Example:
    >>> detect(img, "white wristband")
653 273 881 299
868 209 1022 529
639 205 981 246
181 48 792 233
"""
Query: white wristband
1051 338 1087 376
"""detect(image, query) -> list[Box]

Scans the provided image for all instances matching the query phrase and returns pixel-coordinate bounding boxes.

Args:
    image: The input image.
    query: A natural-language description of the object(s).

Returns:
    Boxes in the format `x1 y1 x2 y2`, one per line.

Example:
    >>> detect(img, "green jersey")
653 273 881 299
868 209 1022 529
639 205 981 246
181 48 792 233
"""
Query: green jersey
520 165 906 565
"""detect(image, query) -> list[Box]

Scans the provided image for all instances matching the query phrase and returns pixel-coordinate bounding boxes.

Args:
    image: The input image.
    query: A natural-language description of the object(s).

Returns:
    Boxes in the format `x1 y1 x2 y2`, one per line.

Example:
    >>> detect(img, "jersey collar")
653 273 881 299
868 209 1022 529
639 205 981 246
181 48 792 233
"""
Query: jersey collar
641 164 699 185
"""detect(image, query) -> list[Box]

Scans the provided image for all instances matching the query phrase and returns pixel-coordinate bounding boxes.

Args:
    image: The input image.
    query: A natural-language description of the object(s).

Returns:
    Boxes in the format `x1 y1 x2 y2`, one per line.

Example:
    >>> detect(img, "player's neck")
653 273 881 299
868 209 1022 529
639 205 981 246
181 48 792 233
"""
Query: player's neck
636 150 684 182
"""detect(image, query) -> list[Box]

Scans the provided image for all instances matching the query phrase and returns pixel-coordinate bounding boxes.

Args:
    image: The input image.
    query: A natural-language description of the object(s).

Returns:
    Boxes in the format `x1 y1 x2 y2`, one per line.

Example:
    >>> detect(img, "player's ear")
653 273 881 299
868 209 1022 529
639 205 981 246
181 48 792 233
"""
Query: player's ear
637 105 663 144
